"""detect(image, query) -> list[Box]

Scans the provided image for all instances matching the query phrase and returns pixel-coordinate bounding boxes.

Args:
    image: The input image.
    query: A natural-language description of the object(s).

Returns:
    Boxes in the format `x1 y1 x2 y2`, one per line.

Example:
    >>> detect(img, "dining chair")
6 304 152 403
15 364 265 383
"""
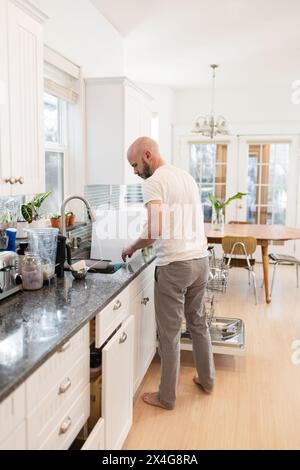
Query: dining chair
222 236 258 304
268 253 300 296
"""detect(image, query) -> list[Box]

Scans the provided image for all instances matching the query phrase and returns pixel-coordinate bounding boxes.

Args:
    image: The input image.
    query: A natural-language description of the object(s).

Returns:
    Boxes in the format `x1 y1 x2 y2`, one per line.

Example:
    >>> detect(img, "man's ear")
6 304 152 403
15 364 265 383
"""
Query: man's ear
144 150 151 161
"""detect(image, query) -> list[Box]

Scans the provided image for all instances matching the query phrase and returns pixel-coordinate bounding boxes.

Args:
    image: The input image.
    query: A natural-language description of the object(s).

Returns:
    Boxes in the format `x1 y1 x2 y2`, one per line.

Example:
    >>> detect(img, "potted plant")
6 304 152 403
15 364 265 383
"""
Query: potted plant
50 213 61 229
65 211 75 227
208 192 247 231
21 192 51 225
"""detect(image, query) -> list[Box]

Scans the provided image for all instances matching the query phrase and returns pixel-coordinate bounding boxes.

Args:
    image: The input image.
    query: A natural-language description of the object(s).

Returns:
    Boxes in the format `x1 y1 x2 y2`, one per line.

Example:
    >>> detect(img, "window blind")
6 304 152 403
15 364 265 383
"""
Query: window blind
44 46 80 104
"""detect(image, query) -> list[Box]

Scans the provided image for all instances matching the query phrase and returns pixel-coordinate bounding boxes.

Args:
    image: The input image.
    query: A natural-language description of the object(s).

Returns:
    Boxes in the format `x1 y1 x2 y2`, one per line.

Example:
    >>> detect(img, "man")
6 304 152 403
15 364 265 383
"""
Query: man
122 137 215 410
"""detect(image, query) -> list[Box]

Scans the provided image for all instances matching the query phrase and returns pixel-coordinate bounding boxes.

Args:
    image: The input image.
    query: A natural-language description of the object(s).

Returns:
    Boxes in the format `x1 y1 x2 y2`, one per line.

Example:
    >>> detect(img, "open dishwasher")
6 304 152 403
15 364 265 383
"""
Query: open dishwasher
181 259 245 356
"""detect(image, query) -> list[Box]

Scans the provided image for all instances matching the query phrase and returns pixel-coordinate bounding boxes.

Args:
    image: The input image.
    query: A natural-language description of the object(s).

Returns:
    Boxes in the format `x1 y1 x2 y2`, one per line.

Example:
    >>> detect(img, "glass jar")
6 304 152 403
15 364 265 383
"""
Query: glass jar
21 253 43 291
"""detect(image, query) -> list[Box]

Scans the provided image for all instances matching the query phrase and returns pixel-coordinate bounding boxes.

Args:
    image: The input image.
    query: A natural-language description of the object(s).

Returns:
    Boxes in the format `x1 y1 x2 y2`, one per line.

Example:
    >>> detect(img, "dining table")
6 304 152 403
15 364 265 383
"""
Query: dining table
205 223 300 303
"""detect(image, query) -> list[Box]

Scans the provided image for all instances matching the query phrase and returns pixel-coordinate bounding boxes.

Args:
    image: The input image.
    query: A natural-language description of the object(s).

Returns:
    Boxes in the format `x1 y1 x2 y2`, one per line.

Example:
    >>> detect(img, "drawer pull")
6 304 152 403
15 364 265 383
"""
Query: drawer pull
141 297 150 305
59 416 72 435
113 300 122 311
58 377 72 395
119 332 127 344
59 341 71 353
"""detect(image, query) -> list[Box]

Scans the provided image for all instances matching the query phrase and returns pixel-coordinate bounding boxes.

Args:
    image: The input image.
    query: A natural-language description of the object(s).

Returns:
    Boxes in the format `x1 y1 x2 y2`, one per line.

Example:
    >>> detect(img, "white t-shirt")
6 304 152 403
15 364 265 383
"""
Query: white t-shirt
143 164 208 266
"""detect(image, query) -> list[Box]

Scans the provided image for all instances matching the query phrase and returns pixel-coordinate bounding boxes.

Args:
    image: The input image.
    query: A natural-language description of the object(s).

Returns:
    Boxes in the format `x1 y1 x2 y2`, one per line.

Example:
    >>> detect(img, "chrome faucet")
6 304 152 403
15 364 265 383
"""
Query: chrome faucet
60 194 97 237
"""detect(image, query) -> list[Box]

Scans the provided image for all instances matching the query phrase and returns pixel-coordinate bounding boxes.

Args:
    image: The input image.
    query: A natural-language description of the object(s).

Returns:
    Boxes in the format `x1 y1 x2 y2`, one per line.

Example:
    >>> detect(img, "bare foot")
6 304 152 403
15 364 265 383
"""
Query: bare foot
193 376 213 394
142 392 174 410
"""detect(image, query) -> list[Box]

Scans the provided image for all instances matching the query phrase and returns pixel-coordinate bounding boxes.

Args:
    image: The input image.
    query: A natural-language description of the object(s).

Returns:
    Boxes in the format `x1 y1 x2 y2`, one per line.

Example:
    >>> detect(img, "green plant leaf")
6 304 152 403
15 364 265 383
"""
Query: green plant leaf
32 192 51 209
21 204 33 223
222 192 247 208
208 193 221 212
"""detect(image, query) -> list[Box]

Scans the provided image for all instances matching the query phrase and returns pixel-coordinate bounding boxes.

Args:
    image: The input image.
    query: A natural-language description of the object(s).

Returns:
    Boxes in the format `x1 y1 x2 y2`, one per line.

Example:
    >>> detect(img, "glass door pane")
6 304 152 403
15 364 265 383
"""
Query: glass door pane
43 151 64 215
190 144 228 222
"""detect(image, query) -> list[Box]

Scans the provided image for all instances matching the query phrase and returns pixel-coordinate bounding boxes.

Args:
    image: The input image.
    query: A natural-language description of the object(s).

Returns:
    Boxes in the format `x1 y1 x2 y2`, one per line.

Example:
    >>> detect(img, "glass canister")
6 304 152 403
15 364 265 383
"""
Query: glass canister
26 228 59 280
21 253 43 291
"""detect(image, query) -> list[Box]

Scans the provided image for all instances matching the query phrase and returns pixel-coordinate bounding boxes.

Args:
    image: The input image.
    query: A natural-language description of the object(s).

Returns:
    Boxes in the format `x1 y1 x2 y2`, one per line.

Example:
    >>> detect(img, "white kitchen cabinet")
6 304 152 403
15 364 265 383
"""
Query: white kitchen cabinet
0 383 26 449
139 280 157 379
132 277 157 394
0 0 46 196
85 77 153 185
102 315 134 450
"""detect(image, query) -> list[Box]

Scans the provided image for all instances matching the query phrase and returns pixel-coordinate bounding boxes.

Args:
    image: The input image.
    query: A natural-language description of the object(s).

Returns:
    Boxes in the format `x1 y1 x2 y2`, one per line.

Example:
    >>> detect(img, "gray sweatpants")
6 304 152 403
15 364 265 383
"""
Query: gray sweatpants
154 257 215 408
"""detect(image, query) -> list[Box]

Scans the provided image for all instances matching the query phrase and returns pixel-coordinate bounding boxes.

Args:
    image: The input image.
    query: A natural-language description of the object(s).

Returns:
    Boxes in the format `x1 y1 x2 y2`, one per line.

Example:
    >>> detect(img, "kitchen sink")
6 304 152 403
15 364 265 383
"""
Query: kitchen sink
69 259 125 274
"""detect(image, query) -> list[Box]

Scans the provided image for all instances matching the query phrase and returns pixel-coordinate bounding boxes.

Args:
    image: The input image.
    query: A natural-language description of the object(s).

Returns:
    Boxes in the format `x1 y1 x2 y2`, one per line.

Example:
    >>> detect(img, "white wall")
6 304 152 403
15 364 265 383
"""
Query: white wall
173 84 300 133
34 0 124 77
138 83 174 162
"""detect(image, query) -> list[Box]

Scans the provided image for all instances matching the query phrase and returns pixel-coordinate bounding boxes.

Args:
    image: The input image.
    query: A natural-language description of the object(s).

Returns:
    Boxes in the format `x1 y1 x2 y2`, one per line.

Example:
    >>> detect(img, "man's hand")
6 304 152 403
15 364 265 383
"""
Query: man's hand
122 244 136 262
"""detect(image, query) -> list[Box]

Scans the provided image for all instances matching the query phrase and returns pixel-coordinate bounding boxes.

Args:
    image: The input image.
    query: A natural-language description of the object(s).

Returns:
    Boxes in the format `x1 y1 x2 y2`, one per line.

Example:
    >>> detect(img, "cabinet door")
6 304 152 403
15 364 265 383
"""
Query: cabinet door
139 279 157 379
0 0 10 195
124 85 142 185
140 96 152 137
7 1 44 195
102 315 134 450
131 293 142 394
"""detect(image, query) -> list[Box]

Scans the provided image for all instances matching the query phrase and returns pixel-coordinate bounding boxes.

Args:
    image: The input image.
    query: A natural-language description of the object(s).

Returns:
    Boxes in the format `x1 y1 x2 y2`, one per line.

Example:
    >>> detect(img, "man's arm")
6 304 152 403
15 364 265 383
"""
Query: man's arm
122 200 162 261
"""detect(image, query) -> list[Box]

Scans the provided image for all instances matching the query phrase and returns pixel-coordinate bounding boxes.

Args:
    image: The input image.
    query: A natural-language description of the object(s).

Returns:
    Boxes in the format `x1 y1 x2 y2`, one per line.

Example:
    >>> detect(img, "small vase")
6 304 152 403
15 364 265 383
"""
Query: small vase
212 209 224 232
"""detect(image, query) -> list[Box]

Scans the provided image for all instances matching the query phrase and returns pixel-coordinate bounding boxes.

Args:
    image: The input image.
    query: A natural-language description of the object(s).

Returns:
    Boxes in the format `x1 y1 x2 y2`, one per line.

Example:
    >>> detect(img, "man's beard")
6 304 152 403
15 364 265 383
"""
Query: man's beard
140 161 153 179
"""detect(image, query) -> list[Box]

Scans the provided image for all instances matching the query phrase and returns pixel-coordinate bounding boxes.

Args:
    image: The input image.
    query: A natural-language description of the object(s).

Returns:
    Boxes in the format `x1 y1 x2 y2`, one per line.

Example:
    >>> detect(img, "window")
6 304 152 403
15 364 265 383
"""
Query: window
247 143 289 225
190 143 228 222
43 92 67 215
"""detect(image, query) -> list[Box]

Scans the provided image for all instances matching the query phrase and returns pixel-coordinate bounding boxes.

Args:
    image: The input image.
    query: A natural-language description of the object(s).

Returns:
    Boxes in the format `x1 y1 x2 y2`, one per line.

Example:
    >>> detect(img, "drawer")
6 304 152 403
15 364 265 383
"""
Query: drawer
35 384 90 450
27 353 89 449
0 384 25 443
0 421 26 450
81 418 105 450
95 288 129 348
26 324 89 412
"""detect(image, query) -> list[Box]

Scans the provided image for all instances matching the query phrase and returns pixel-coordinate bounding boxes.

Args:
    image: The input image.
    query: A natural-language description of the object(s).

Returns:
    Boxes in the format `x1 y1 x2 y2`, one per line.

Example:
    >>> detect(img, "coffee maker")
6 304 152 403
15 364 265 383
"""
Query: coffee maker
55 235 72 277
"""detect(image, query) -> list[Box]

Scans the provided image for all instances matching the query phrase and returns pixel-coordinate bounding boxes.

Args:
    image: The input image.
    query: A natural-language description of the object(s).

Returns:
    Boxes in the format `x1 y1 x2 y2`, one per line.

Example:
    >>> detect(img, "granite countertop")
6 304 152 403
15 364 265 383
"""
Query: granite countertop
0 253 155 403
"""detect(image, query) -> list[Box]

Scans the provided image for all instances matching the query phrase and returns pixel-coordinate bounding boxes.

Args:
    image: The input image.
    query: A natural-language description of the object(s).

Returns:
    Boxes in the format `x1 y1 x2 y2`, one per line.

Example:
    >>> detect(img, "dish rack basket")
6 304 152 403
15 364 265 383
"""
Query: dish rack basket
207 258 229 293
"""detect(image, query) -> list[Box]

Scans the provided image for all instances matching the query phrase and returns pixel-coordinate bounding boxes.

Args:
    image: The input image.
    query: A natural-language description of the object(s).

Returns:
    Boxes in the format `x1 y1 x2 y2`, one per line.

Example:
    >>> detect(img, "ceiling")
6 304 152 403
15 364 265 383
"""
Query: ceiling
91 0 300 89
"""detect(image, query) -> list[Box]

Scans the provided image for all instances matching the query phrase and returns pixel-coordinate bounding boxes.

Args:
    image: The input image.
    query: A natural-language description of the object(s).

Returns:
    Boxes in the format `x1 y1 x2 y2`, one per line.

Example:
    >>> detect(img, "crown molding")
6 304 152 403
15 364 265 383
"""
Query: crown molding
9 0 49 23
85 76 153 101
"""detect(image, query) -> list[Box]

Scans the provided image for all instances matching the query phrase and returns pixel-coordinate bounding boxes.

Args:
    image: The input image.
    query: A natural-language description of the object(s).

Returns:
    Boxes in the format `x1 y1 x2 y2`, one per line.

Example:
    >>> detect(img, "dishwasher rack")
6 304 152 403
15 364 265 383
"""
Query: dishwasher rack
180 257 245 356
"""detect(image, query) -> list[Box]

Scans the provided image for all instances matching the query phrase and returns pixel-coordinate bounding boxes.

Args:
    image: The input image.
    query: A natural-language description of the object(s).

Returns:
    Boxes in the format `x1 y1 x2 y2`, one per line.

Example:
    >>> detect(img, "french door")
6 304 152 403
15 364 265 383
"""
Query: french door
175 134 300 257
237 136 299 256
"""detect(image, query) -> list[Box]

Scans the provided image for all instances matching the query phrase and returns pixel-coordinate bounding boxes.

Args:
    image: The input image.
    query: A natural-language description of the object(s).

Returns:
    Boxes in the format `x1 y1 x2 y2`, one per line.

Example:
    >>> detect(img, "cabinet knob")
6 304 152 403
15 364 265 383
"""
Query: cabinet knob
58 341 71 353
16 177 24 185
119 332 127 344
58 377 72 395
141 297 150 305
5 177 16 185
113 300 122 311
59 416 72 435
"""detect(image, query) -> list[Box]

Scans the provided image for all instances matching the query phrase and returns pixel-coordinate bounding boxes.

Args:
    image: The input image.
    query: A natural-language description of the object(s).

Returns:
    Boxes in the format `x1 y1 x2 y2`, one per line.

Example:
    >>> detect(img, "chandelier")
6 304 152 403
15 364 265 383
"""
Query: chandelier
191 64 229 139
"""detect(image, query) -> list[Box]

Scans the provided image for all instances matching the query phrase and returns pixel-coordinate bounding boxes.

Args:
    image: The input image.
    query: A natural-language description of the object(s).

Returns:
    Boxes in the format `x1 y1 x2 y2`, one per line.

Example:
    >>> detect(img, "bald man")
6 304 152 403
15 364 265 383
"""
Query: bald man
122 137 215 410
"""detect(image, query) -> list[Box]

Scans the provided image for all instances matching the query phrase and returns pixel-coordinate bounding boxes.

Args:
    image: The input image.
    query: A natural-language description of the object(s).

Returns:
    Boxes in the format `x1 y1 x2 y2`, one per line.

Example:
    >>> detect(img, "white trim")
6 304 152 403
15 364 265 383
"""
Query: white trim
44 46 80 80
9 0 48 23
85 76 153 101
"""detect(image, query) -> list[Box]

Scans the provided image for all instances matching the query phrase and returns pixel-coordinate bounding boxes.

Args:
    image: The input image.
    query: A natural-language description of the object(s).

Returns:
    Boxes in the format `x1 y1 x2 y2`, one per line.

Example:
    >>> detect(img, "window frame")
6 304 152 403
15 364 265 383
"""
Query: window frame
44 93 69 214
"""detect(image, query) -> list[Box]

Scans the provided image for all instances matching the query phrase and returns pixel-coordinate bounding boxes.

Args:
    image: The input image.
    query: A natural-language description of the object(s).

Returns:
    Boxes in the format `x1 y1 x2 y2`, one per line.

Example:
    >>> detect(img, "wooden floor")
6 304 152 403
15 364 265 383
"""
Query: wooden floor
123 264 300 450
